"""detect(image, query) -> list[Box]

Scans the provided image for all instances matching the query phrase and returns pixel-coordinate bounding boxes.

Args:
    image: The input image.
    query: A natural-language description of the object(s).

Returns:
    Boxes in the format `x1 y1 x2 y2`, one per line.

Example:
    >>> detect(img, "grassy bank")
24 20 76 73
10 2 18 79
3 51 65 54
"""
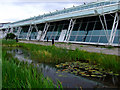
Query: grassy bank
2 39 120 73
2 47 62 88
0 39 2 89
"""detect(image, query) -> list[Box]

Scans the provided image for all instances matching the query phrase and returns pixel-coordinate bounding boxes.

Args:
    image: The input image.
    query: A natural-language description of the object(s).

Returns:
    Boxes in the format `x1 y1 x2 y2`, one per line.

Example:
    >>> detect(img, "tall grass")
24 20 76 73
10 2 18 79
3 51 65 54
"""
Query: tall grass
2 39 120 73
2 49 58 88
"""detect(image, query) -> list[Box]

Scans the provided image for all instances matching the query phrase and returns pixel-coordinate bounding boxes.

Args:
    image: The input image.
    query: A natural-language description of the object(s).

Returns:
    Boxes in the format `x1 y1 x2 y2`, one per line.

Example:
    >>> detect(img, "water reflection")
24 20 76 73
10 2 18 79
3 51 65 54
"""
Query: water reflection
7 48 111 88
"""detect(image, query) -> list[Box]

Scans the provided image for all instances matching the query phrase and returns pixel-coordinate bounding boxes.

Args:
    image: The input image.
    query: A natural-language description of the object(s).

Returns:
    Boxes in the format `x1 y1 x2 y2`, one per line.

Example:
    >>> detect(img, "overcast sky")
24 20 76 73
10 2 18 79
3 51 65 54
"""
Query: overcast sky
0 0 99 23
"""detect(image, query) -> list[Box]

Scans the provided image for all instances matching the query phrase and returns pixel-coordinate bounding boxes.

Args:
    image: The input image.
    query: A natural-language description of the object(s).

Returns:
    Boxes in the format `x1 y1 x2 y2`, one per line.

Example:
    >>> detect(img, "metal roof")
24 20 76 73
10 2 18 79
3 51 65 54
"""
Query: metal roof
1 0 120 29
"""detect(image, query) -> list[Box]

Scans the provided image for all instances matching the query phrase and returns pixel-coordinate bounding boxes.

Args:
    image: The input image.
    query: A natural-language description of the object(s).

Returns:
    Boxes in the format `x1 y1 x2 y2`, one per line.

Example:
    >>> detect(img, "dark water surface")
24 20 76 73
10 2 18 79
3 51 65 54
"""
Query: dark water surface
7 48 119 88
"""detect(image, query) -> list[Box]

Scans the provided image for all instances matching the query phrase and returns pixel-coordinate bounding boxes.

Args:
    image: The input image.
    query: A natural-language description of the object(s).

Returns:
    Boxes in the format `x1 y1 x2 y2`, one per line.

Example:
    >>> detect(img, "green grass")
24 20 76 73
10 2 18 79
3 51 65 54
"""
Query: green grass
100 45 114 49
0 39 2 89
2 47 62 88
2 39 120 73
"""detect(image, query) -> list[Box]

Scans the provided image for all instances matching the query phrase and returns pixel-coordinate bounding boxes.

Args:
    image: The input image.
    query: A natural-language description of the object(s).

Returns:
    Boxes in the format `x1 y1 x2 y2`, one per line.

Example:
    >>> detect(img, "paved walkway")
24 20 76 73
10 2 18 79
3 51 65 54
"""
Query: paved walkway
19 40 119 56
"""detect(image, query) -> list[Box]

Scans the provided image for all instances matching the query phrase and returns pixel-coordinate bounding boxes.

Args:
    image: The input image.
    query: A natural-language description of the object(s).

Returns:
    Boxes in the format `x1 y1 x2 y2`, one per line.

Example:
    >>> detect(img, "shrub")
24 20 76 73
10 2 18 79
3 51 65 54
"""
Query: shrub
6 33 16 39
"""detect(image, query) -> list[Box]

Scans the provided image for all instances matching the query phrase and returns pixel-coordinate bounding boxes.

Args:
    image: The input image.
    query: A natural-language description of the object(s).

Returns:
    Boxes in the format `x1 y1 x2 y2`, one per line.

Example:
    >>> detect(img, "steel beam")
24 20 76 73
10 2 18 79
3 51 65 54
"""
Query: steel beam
17 27 22 38
10 27 13 33
65 19 76 42
26 25 33 40
99 15 109 42
109 12 119 45
40 23 50 41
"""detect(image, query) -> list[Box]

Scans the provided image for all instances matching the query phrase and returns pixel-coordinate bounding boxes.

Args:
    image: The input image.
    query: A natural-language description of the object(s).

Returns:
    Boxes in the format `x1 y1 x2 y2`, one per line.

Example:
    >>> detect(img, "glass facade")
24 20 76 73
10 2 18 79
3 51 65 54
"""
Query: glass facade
44 20 69 40
69 14 114 44
30 24 45 40
19 26 29 39
30 27 38 39
13 27 18 33
17 12 119 45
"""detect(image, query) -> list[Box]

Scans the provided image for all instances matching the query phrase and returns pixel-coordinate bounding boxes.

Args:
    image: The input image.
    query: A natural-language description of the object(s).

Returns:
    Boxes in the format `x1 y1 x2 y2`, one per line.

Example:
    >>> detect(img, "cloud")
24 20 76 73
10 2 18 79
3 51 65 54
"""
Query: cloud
0 0 97 23
1 0 98 3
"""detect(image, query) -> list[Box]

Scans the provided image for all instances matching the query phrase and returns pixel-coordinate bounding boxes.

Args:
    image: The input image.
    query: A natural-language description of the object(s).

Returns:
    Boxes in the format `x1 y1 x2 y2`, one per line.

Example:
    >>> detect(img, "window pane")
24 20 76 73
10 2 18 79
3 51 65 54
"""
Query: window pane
48 26 54 31
30 32 38 39
90 36 99 42
85 36 91 42
69 36 76 41
63 24 69 29
108 30 111 35
80 22 87 30
100 30 111 36
73 24 79 31
57 25 63 32
77 31 87 35
115 30 120 36
92 30 101 35
113 36 120 44
46 32 52 36
99 36 108 43
45 35 50 40
55 36 59 40
107 20 113 30
71 31 78 35
100 30 105 35
87 30 93 36
86 22 95 30
76 36 85 42
49 36 53 40
94 21 102 30
19 32 27 38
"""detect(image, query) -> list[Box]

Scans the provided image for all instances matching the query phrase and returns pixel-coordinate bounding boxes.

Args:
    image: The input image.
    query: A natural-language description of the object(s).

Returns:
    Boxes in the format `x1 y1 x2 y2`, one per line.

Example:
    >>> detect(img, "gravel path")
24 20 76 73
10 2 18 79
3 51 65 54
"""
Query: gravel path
19 40 119 56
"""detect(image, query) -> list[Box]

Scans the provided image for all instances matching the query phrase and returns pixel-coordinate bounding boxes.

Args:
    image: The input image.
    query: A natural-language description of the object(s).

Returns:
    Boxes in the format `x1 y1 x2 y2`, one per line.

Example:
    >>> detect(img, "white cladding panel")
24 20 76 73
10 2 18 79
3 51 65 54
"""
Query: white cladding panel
58 30 67 42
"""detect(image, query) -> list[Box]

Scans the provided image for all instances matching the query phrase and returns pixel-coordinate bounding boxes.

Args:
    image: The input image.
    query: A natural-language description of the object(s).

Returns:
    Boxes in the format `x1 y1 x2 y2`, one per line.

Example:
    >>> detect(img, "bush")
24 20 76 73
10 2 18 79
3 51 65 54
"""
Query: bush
6 33 16 39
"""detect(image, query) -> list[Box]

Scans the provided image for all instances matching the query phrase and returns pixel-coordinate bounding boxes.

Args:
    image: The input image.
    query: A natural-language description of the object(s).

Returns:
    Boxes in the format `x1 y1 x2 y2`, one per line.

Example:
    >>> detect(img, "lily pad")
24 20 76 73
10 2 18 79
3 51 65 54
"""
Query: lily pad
91 75 97 77
58 74 63 77
114 74 119 76
85 74 90 77
56 65 60 68
96 75 102 78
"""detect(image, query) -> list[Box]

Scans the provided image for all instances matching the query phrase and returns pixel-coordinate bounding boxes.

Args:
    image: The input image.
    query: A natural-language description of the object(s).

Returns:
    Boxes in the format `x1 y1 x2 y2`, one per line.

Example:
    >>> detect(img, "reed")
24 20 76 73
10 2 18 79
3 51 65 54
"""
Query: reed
2 49 59 88
2 39 120 73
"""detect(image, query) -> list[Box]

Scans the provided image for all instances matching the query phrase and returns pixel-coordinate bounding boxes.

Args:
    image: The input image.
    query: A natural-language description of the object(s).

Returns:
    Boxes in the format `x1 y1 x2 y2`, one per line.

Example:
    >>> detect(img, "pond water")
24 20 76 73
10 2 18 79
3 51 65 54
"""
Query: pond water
7 48 119 88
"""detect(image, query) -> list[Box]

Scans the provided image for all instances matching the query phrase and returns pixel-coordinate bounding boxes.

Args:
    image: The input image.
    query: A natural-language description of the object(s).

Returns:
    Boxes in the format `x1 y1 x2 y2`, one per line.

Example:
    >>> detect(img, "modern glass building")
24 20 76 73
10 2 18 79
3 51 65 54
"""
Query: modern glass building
0 0 120 46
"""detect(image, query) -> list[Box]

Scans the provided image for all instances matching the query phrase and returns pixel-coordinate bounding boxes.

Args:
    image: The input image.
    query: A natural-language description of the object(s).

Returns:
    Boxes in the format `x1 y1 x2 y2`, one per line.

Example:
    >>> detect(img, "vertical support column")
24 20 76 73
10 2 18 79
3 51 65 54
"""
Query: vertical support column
4 27 10 37
10 27 13 33
26 17 36 40
40 22 50 41
109 12 119 45
17 27 22 38
34 24 39 40
34 24 39 32
26 25 33 40
64 19 76 42
5 27 9 34
99 15 109 42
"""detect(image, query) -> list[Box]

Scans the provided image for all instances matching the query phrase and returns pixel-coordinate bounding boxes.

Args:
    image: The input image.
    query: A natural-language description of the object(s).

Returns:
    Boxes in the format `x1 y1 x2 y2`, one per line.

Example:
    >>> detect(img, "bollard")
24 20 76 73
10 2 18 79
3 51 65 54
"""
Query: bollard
16 36 18 42
6 36 7 40
47 37 48 42
29 36 31 40
52 38 54 45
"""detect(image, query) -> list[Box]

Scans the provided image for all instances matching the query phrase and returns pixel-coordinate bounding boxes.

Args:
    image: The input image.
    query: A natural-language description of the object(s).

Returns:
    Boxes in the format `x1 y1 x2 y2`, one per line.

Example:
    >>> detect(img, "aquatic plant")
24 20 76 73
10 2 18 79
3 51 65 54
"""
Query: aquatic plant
56 61 120 78
2 50 60 88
